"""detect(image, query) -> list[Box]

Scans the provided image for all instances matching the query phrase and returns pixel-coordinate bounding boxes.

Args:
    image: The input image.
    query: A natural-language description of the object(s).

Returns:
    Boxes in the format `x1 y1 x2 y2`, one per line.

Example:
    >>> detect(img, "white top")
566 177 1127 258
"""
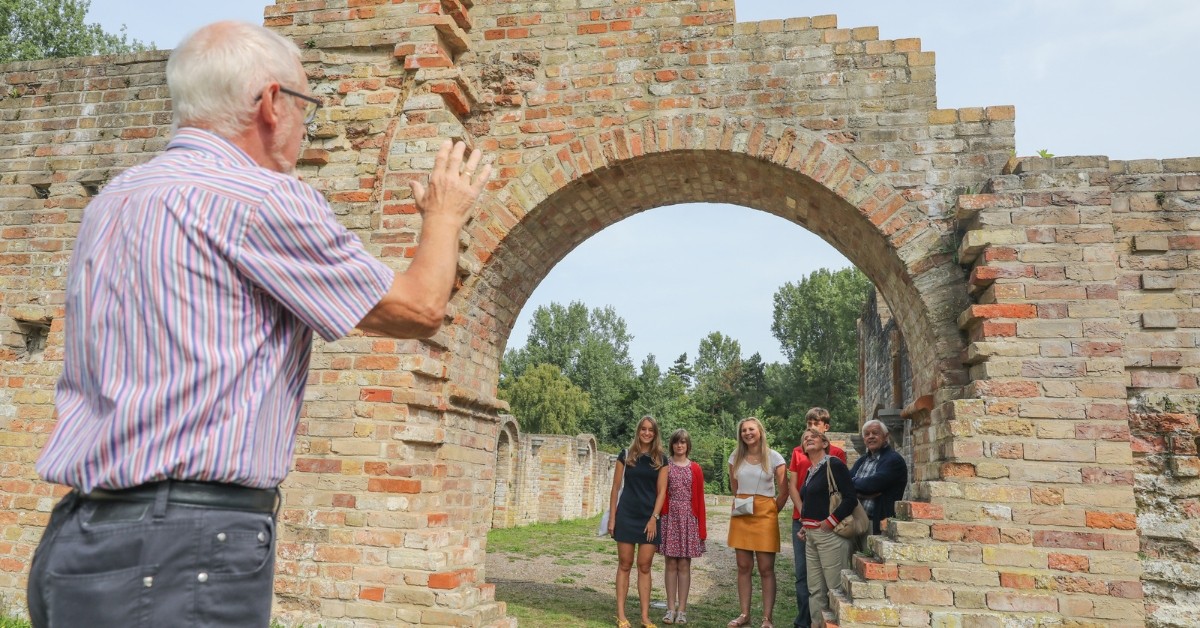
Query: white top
728 449 786 497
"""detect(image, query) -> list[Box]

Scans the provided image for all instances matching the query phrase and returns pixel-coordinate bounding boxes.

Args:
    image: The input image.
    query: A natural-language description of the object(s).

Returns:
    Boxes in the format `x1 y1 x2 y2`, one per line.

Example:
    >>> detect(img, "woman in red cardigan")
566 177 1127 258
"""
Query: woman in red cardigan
658 429 708 625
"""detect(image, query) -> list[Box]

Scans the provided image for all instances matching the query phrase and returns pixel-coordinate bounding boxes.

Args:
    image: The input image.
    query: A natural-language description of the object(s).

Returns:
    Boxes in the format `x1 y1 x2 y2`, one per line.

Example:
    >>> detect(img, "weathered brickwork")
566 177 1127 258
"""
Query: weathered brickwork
489 418 613 529
859 289 914 426
0 1 1197 625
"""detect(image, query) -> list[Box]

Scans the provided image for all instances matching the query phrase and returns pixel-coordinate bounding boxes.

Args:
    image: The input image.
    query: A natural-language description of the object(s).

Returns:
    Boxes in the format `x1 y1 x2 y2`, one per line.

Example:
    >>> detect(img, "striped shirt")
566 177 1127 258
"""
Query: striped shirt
37 128 393 492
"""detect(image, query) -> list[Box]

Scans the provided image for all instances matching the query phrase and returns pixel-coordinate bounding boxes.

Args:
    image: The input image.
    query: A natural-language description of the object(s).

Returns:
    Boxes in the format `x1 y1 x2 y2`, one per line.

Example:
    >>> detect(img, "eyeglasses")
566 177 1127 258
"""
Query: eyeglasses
256 86 321 124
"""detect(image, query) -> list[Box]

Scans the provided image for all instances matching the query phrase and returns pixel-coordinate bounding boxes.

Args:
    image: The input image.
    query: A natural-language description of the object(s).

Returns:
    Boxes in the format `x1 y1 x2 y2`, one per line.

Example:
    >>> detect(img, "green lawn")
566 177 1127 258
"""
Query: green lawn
490 507 801 628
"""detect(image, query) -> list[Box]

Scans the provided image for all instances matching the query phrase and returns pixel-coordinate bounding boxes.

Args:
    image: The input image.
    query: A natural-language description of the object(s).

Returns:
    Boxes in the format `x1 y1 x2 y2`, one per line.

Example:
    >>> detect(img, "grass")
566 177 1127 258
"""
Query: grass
490 506 800 628
0 595 30 628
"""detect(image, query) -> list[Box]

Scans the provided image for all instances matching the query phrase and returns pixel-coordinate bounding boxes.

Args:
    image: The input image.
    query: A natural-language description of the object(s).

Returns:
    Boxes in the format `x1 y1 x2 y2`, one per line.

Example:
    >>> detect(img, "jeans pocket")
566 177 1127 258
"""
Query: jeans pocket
197 517 275 627
46 564 151 628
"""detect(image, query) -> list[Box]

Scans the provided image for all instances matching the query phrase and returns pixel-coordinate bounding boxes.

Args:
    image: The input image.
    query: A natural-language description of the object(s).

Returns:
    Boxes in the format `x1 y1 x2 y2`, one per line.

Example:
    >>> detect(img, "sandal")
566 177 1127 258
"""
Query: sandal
663 610 675 625
642 624 658 628
617 620 632 628
675 612 688 625
761 620 774 628
728 614 751 627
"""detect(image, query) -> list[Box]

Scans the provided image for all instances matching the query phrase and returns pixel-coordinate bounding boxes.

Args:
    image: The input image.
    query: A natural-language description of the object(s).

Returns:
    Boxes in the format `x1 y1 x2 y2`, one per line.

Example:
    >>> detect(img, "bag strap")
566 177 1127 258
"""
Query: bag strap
825 457 839 496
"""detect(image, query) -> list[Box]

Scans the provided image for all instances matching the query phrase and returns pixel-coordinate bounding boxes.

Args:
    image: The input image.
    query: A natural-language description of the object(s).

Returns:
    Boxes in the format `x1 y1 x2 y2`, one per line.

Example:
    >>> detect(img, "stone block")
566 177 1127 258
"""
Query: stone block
1141 311 1179 329
1132 234 1170 252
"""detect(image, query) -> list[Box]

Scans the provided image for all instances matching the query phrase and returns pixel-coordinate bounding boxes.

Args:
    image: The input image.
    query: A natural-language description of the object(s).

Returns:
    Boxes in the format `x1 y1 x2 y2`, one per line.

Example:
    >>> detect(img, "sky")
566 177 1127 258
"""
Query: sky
87 1 1200 367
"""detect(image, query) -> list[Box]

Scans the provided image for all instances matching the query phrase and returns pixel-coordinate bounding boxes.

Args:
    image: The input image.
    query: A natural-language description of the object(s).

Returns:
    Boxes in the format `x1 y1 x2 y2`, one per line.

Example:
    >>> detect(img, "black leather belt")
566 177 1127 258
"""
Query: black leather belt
81 480 277 514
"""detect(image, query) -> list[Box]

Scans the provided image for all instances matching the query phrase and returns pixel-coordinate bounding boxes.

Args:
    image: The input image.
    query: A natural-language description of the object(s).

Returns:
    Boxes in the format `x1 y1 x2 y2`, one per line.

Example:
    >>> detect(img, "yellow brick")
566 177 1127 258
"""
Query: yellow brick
928 109 958 125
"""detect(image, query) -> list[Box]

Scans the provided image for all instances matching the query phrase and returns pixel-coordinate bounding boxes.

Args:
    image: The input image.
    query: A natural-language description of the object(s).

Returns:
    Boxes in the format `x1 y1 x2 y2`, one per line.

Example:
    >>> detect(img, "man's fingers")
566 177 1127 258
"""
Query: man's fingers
410 180 426 206
470 164 493 192
432 139 453 176
445 141 467 177
463 148 483 176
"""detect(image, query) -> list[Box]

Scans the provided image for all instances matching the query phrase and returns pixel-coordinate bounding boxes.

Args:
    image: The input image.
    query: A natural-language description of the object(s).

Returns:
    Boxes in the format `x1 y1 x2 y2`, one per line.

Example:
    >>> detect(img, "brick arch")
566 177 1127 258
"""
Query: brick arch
491 417 520 529
453 114 968 401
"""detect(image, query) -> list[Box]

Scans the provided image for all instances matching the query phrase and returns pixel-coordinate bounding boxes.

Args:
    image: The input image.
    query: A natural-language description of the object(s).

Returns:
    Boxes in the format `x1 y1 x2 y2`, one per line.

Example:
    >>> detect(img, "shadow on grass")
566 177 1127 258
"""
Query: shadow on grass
490 507 801 628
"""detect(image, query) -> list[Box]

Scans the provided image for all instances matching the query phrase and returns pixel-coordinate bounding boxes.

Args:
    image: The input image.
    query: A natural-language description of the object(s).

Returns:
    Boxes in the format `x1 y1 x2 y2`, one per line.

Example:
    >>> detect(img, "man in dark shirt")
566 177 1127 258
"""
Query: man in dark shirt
849 420 908 543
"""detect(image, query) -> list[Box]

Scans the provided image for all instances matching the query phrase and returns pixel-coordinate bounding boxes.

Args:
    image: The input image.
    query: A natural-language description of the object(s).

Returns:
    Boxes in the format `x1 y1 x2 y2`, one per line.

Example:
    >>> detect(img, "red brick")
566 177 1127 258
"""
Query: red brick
359 587 384 602
294 458 342 474
429 569 470 589
1034 531 1103 551
1085 511 1137 530
966 303 1038 320
854 554 897 580
1048 553 1089 573
360 388 393 403
366 478 420 494
1000 572 1036 589
1108 581 1144 599
896 501 944 520
897 565 931 581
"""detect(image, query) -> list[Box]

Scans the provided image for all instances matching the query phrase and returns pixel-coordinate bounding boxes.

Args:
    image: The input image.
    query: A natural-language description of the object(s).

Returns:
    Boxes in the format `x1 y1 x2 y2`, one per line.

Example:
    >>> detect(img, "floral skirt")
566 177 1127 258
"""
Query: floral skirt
658 510 705 558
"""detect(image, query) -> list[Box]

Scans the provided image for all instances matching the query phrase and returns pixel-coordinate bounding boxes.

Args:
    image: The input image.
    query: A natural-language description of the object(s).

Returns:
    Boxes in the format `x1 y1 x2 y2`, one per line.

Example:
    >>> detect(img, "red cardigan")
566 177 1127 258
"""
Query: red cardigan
659 461 707 540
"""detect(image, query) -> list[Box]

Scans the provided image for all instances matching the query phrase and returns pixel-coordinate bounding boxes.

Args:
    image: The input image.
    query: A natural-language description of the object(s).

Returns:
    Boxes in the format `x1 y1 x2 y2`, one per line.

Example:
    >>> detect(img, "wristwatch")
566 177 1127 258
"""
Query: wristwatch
653 514 660 520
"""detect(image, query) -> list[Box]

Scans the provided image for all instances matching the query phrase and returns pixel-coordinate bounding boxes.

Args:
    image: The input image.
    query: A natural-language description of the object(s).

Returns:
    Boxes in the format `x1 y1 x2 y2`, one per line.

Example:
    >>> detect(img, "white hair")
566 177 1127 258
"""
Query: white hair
167 21 304 139
862 419 890 437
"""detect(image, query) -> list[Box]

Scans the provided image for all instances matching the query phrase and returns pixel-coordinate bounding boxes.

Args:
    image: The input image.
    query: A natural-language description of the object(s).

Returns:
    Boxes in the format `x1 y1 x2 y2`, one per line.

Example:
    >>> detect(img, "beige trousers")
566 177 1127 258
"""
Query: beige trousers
805 528 853 627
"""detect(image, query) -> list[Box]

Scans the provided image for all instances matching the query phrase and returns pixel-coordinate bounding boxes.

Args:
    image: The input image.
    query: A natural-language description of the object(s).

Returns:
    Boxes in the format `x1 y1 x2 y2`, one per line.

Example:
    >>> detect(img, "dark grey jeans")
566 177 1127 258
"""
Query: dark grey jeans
28 486 276 628
790 519 809 627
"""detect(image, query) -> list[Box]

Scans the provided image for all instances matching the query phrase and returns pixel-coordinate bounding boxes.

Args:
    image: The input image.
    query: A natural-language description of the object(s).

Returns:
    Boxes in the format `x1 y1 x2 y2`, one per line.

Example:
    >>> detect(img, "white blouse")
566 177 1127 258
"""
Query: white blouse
728 449 785 496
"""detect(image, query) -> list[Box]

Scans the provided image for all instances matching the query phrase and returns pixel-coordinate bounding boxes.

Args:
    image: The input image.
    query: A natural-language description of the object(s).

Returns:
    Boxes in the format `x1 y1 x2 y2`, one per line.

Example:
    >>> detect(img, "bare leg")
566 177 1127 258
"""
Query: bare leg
637 543 658 625
664 556 679 613
616 542 635 623
735 549 755 618
678 557 692 613
756 551 777 623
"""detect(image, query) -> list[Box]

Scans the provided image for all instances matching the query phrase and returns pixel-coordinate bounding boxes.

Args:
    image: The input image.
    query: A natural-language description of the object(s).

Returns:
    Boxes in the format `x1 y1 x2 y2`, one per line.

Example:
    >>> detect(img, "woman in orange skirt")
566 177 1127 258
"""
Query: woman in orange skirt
726 417 788 628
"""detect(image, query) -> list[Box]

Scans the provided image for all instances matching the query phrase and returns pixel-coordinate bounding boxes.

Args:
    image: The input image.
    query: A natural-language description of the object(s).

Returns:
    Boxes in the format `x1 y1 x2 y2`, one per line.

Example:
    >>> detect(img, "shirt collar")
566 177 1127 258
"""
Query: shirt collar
166 127 260 169
867 443 892 459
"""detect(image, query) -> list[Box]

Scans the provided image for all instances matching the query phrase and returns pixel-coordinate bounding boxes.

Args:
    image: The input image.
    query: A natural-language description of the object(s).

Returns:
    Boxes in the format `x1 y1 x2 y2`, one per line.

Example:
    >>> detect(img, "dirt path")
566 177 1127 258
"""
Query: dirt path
487 504 802 627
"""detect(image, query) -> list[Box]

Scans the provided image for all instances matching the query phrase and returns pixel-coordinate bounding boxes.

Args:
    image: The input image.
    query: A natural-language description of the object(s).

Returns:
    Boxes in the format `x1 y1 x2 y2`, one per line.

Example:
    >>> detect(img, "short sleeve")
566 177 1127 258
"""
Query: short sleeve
788 447 803 472
769 449 786 469
728 451 737 465
617 449 627 464
236 179 393 341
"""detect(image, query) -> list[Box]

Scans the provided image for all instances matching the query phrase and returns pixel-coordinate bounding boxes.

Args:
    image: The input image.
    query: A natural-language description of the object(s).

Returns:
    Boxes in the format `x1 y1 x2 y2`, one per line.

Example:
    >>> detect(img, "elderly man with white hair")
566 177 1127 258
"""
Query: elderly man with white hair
849 420 908 543
26 20 490 628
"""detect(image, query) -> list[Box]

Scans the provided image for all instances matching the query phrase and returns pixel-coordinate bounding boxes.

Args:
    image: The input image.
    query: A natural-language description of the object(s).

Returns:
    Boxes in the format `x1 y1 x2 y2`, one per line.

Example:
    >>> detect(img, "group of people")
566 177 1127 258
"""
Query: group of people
607 410 908 628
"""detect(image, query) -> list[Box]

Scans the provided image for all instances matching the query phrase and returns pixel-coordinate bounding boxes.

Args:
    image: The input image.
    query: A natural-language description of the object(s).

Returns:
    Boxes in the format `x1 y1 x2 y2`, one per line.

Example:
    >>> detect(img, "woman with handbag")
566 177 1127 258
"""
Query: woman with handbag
658 429 707 625
726 417 788 628
608 415 669 628
796 429 861 628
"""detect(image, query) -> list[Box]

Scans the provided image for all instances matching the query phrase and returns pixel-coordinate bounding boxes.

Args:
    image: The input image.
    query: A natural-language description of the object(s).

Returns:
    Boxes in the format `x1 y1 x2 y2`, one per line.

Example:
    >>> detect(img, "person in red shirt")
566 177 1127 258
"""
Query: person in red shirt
785 408 846 628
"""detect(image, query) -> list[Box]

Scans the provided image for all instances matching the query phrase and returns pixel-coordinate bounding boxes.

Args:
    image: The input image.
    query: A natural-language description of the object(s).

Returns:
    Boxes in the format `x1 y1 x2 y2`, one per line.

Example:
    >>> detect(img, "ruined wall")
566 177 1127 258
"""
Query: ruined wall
859 289 914 427
505 432 612 528
1112 160 1200 627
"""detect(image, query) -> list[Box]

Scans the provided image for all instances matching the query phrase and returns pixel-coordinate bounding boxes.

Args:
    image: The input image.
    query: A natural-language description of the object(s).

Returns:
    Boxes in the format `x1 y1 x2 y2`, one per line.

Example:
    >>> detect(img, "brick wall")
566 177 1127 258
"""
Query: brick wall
1 1 1198 625
490 425 613 529
859 289 915 427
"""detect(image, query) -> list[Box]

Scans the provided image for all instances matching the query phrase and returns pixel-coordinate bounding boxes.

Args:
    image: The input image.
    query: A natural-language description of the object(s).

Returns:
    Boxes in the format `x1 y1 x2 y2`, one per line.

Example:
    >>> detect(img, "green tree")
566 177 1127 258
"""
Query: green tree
691 331 743 431
500 363 590 435
770 267 872 432
0 0 150 62
501 302 636 445
667 352 694 388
